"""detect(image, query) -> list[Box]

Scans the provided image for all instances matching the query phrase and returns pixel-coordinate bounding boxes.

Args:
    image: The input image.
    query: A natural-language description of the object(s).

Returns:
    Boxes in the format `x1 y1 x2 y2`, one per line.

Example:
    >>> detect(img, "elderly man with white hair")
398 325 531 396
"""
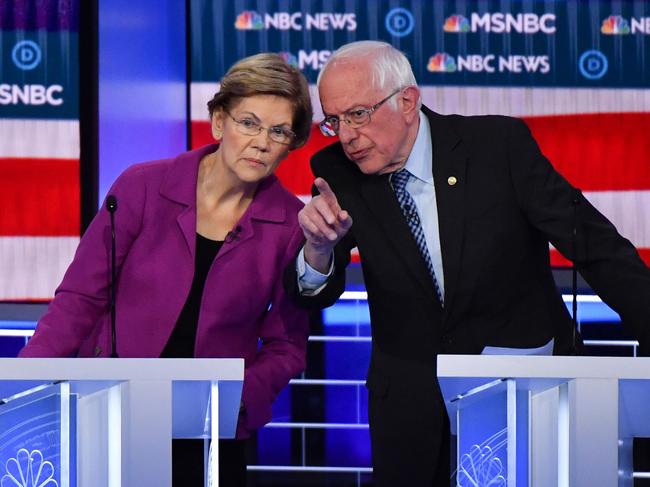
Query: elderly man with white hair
284 40 650 486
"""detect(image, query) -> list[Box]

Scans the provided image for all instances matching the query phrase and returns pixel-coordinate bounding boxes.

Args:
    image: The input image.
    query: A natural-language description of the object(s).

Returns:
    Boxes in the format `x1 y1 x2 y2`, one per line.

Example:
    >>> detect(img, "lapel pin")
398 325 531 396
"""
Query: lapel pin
447 176 458 186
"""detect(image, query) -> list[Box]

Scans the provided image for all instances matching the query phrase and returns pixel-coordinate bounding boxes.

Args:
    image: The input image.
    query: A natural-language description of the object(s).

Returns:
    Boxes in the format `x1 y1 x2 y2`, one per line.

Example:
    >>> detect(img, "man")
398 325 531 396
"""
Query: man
284 41 650 486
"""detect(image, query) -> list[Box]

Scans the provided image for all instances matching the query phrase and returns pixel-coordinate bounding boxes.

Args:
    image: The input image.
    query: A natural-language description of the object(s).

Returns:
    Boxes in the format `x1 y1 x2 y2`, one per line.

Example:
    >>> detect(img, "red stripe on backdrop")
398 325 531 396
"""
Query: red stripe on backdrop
523 113 650 191
193 117 650 266
191 121 336 195
195 113 650 195
551 248 650 267
191 120 217 149
0 158 79 235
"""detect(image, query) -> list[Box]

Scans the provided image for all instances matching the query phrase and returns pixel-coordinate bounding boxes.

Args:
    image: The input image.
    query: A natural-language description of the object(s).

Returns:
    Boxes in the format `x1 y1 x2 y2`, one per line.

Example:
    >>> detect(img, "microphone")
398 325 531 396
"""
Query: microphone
106 195 117 213
225 225 242 243
106 195 119 358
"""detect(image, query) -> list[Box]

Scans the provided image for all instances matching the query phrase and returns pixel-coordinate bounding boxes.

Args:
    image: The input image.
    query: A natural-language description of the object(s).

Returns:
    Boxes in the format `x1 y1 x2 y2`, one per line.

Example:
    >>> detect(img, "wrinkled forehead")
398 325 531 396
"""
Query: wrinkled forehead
228 94 295 126
320 57 376 87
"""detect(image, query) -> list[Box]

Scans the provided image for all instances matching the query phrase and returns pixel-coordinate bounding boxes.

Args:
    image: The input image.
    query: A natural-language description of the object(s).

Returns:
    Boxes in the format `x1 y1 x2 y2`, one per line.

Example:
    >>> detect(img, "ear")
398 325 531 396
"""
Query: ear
210 111 224 141
399 86 421 120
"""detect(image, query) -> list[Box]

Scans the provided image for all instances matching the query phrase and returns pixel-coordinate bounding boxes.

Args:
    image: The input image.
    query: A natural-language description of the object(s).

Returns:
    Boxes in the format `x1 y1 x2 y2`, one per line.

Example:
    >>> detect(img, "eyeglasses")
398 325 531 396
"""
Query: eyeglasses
225 111 296 145
319 88 402 137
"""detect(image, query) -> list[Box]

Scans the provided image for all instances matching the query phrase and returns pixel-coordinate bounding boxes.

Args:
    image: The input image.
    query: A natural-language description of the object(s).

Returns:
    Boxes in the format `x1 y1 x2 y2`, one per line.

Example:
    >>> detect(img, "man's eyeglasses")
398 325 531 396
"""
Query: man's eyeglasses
225 111 296 145
319 88 402 137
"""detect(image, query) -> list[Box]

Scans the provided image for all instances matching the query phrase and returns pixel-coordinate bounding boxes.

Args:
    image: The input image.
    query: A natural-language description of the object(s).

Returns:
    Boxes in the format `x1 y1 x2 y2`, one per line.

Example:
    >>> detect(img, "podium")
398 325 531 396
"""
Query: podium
0 358 244 487
438 355 650 487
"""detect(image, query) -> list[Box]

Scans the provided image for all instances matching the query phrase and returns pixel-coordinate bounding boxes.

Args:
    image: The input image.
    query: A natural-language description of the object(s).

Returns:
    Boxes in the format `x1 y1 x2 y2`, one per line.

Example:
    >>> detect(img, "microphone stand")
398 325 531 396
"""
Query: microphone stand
571 188 581 355
106 195 119 358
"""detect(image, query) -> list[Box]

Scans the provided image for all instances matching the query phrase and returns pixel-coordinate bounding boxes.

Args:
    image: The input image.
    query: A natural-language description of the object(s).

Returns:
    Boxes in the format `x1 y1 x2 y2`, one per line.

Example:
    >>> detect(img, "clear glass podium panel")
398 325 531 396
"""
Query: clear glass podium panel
0 359 243 487
172 380 241 439
0 379 237 487
0 382 76 487
455 379 529 487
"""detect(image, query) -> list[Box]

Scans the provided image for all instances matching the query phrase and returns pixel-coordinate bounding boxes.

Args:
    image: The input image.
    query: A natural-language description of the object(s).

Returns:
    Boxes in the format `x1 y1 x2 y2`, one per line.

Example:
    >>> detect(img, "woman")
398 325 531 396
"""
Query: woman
20 53 313 485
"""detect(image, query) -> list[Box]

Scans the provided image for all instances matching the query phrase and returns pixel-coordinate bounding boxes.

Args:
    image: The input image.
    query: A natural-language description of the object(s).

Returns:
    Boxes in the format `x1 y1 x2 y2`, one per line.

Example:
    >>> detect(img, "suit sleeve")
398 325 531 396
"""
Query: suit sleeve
19 166 147 357
507 118 650 349
283 183 356 310
239 224 311 434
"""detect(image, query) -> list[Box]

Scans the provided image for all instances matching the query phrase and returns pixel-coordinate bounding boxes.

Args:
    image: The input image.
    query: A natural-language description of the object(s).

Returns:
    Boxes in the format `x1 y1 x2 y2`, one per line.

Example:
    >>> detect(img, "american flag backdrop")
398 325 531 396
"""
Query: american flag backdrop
2 0 648 302
0 0 80 301
190 85 650 267
190 0 650 267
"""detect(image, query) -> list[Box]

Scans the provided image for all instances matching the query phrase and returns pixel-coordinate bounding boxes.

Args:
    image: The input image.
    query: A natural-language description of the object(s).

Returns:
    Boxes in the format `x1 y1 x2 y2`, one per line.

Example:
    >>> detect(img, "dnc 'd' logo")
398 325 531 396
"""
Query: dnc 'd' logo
427 53 457 73
384 8 414 37
578 50 608 80
11 40 42 70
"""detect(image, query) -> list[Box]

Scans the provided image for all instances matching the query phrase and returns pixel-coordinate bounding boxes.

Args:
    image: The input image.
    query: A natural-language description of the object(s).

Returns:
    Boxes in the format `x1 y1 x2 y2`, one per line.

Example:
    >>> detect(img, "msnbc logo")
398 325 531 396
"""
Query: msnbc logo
235 11 264 30
427 53 457 73
601 15 630 34
277 50 331 70
278 52 299 69
443 12 555 34
443 15 470 33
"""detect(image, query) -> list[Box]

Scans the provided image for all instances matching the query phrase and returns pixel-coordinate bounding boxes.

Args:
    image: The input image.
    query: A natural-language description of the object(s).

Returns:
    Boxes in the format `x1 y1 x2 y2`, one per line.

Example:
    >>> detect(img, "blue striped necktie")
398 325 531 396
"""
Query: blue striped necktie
391 169 443 305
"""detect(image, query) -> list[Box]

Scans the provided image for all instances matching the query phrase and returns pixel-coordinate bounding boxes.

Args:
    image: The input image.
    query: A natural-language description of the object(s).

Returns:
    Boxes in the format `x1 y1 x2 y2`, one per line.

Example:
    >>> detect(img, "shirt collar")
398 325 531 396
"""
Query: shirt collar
403 110 433 185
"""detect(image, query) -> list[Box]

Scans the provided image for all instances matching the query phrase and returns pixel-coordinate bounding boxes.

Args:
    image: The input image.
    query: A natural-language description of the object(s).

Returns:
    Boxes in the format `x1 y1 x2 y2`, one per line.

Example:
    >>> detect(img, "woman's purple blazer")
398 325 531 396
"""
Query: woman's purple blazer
20 144 309 437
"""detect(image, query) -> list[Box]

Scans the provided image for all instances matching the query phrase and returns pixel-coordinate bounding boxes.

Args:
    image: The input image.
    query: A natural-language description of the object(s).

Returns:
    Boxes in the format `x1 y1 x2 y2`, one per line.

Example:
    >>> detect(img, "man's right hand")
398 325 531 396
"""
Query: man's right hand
298 177 353 273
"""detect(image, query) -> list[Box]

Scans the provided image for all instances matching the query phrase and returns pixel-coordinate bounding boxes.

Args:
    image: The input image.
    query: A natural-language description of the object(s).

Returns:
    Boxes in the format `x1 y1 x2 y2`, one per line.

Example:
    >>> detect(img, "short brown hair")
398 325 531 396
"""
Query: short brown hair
207 53 313 149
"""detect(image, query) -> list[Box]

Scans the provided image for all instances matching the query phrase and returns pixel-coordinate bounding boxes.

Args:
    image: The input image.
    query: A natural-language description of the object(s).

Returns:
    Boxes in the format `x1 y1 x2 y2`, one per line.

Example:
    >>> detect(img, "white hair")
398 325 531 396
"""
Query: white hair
317 41 421 109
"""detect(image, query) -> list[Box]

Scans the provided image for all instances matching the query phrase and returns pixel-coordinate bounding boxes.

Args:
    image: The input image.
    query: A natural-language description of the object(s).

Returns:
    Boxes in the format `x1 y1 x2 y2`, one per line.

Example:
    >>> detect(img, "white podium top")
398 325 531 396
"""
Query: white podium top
0 358 245 439
0 358 244 381
438 355 650 381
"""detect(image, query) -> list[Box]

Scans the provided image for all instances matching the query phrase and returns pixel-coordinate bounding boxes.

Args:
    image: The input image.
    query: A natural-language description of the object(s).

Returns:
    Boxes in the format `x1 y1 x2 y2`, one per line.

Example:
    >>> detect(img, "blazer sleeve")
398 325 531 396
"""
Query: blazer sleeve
507 118 650 349
284 235 354 310
239 224 311 434
19 165 147 357
283 182 356 310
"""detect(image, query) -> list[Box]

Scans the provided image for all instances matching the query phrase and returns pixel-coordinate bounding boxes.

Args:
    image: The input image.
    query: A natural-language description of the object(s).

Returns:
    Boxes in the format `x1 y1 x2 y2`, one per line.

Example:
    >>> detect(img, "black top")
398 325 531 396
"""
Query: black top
160 233 223 358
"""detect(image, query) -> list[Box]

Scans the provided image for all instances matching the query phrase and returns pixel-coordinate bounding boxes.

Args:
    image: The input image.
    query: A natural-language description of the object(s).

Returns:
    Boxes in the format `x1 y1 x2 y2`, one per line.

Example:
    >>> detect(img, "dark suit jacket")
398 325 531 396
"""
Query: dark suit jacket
285 106 650 483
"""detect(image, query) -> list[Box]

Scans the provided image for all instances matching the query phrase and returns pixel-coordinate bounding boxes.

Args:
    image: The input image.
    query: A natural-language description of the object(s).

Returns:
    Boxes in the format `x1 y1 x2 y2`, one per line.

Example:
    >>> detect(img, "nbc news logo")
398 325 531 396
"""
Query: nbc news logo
235 11 264 30
601 14 650 34
234 10 356 31
427 53 457 72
